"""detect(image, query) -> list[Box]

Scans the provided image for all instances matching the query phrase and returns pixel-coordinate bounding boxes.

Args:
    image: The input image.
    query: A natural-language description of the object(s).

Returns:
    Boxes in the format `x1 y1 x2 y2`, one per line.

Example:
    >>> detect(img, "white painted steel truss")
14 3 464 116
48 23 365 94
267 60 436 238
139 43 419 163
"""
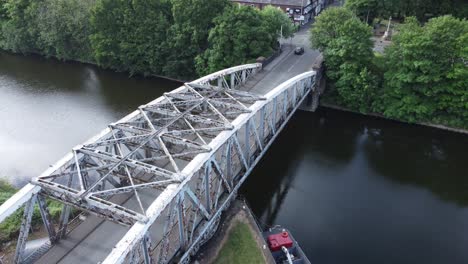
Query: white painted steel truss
0 63 316 264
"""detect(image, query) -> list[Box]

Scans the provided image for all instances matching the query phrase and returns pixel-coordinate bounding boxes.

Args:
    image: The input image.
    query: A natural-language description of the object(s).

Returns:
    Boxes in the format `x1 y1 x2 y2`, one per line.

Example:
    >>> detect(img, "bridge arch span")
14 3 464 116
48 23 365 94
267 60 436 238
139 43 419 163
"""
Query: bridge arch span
0 64 315 264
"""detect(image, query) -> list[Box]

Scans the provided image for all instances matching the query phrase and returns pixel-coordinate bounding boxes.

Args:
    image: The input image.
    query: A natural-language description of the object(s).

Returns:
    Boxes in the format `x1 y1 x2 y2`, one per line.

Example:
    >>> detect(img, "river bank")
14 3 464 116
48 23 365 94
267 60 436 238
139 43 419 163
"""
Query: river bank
320 102 468 135
195 199 274 264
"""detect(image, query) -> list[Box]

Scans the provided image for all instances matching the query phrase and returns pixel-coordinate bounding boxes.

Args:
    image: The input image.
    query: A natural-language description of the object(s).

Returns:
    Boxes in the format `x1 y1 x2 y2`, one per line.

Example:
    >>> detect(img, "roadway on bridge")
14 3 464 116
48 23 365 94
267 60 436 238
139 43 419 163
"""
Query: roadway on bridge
243 24 320 95
35 24 320 264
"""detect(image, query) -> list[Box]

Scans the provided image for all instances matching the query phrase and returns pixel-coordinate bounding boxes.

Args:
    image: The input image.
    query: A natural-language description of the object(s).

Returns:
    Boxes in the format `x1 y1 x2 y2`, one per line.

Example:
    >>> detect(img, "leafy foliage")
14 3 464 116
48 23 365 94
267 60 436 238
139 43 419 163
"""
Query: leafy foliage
196 4 293 76
260 5 295 44
36 0 95 61
382 16 468 127
346 0 468 21
90 0 172 76
196 5 271 76
0 0 40 52
163 0 229 80
0 180 63 244
0 0 94 60
311 7 377 112
314 6 468 128
0 0 291 78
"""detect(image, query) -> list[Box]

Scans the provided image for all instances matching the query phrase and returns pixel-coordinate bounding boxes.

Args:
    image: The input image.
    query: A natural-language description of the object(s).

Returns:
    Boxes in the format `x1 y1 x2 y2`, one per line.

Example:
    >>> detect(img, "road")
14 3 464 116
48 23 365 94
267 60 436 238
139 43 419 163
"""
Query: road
34 24 320 264
243 23 320 95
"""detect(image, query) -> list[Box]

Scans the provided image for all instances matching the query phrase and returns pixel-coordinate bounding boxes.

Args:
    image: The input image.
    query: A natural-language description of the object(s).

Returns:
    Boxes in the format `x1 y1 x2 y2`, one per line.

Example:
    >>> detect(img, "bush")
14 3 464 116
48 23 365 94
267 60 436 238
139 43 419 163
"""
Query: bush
0 180 63 244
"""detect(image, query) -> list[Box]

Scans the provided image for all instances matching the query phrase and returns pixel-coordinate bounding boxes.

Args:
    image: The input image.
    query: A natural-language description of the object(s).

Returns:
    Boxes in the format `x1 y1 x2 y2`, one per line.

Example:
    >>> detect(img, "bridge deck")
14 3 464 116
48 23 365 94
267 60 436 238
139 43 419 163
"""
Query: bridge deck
243 29 319 95
38 42 317 263
0 24 318 263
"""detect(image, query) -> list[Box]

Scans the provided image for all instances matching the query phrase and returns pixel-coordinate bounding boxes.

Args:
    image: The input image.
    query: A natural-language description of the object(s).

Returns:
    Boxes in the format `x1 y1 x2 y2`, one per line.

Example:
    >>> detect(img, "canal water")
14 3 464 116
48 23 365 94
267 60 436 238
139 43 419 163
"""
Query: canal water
242 109 468 264
1 52 468 263
0 52 178 185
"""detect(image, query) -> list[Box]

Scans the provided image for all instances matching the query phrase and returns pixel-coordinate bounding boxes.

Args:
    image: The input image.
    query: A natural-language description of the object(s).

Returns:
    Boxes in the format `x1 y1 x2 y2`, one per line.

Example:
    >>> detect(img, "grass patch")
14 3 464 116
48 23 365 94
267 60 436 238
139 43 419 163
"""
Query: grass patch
214 221 265 264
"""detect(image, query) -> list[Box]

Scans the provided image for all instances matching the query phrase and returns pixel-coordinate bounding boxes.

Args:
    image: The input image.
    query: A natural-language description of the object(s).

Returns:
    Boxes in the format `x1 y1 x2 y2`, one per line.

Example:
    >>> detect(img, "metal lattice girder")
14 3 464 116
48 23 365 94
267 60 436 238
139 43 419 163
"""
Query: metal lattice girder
6 64 262 227
0 64 318 264
0 184 40 223
14 194 38 263
101 71 316 264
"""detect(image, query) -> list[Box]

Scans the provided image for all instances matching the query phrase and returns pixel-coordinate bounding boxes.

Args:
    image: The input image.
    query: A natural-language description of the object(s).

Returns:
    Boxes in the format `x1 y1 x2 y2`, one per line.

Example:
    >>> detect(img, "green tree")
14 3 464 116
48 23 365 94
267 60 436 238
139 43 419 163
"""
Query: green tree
1 0 40 52
35 0 95 61
195 5 273 76
90 0 172 76
310 7 354 51
349 0 468 22
260 5 295 48
311 7 377 112
163 0 229 80
345 0 377 23
382 16 468 127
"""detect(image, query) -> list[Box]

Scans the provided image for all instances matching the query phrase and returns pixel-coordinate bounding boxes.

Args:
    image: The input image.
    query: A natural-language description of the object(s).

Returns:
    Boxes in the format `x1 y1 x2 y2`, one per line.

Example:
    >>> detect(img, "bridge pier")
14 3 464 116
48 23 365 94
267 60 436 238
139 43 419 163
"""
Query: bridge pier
300 54 325 112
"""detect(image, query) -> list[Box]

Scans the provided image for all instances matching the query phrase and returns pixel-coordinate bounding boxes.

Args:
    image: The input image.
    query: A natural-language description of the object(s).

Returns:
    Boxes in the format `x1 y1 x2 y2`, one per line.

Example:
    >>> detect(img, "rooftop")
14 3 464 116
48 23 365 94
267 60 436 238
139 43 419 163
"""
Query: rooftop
232 0 309 6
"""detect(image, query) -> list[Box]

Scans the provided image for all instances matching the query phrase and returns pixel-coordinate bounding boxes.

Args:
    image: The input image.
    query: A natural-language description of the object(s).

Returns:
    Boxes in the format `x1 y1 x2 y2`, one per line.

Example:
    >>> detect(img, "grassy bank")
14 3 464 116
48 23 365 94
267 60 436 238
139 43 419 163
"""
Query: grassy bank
214 221 265 264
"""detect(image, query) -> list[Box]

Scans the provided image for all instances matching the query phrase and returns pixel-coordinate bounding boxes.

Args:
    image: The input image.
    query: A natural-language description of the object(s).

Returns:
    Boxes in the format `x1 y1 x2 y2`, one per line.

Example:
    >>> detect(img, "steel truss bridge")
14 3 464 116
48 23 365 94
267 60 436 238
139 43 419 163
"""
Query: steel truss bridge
0 64 316 264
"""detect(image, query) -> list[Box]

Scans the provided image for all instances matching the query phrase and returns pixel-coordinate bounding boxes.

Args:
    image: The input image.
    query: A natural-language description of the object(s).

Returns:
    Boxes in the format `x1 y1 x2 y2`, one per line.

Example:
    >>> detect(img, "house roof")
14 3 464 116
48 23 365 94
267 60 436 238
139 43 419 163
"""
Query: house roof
232 0 309 7
271 0 309 6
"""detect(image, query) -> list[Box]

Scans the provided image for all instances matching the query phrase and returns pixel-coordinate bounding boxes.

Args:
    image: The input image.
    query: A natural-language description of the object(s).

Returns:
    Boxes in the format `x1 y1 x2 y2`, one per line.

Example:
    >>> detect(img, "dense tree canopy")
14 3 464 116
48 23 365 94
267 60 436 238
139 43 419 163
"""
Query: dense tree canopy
90 0 172 76
163 0 229 80
381 16 468 127
0 0 94 61
312 5 468 128
0 0 40 52
0 0 292 79
36 0 95 61
345 0 468 22
311 7 378 112
260 5 295 47
196 5 293 76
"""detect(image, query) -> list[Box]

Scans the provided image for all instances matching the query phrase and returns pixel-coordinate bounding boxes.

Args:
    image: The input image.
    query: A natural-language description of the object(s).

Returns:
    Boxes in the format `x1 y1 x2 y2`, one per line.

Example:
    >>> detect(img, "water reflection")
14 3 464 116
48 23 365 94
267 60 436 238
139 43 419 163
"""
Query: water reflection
0 52 179 185
242 109 468 264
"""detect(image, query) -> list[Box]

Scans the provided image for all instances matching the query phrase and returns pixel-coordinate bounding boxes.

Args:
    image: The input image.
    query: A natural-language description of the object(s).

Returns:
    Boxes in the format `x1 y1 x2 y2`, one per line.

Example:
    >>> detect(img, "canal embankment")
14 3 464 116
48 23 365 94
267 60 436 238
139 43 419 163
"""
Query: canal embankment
319 102 468 135
194 199 274 264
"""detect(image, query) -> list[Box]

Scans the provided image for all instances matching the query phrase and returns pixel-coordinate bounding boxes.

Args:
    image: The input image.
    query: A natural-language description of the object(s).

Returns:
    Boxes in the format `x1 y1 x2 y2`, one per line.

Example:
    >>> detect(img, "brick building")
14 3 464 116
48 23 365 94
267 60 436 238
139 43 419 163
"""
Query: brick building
231 0 328 24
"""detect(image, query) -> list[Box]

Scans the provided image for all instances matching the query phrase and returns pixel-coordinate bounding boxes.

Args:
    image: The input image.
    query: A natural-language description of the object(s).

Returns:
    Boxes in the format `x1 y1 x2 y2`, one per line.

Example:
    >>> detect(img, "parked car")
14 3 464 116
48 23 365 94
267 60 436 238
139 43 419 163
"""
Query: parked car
294 46 304 55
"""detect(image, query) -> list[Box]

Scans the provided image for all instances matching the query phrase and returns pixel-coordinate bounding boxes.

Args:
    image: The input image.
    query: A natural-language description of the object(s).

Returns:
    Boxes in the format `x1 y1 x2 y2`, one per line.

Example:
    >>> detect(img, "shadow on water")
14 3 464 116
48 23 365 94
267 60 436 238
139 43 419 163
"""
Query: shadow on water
363 119 468 206
241 108 468 264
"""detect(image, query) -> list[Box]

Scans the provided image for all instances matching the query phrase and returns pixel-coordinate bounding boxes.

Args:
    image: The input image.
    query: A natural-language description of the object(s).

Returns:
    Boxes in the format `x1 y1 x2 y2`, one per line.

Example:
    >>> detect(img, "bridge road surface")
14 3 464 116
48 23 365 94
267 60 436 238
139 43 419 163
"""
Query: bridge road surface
243 24 320 95
35 25 319 264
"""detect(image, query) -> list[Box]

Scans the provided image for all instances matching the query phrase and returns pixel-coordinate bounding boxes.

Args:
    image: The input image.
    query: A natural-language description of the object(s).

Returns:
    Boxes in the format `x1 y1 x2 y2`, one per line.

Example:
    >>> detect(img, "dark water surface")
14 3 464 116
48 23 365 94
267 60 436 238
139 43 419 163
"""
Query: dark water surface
1 52 468 264
242 109 468 264
0 52 178 184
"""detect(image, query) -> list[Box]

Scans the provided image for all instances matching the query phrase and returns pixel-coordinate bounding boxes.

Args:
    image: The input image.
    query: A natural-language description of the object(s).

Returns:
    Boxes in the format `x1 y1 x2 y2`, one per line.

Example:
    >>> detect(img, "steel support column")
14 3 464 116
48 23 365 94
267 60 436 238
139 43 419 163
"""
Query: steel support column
14 194 38 264
37 195 57 243
58 204 71 239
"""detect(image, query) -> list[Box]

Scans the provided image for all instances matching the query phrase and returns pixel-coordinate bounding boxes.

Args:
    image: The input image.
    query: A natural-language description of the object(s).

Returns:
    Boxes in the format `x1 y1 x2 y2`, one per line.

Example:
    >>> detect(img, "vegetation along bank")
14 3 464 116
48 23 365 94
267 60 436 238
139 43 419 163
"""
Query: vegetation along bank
311 1 467 130
0 0 295 80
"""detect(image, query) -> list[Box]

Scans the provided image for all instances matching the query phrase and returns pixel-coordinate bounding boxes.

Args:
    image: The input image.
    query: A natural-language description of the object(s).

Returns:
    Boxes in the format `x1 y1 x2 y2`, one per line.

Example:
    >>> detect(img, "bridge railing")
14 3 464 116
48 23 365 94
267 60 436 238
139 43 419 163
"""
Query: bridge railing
102 70 316 264
0 64 315 264
0 63 263 264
